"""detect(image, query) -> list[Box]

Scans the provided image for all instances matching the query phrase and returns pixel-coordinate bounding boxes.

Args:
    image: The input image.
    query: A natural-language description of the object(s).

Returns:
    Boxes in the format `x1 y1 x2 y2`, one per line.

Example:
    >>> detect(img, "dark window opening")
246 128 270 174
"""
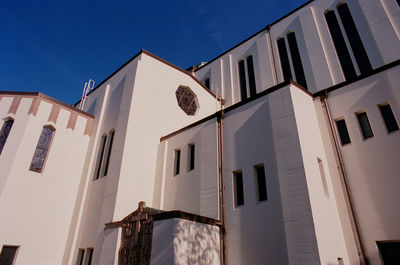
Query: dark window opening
204 78 210 90
325 10 357 81
0 246 19 265
377 241 400 265
30 126 55 173
287 32 308 89
357 112 374 139
238 60 247 100
188 144 195 171
0 119 14 155
84 248 94 265
255 165 267 201
103 130 115 176
337 3 372 74
336 119 351 145
76 249 85 265
174 149 181 175
379 104 399 133
94 135 107 180
234 171 244 207
277 38 292 81
246 55 257 96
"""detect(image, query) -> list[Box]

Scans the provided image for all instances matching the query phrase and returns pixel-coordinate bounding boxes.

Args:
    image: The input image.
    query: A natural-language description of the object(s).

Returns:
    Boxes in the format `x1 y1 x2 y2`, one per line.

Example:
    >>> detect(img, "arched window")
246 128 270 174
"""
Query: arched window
30 126 55 173
0 118 14 155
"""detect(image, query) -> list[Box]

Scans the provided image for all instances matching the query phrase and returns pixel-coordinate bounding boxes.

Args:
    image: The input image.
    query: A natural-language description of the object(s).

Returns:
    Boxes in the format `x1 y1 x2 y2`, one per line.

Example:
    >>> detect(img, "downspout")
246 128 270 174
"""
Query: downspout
217 107 226 265
266 25 279 85
320 92 368 265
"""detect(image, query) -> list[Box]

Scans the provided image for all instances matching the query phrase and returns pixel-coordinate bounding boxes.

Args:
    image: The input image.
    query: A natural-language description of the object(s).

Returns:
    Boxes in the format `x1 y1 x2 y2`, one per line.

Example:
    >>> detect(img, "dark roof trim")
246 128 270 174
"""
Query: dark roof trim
0 91 94 118
160 80 310 141
152 210 221 226
314 58 400 98
194 0 314 72
74 49 218 106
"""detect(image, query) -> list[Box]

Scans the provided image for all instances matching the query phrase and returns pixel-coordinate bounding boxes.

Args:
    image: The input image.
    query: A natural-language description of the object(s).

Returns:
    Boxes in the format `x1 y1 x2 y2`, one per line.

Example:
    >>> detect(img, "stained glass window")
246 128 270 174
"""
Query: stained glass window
0 119 14 155
175 86 199 116
30 126 55 173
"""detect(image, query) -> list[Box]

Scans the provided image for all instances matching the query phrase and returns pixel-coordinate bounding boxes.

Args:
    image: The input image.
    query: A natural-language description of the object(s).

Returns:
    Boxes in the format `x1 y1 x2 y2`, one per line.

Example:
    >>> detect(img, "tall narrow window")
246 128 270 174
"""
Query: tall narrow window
255 165 267 201
174 149 181 175
379 104 399 133
246 55 257 96
94 135 107 180
325 10 357 81
277 38 292 81
0 246 19 265
103 130 115 176
0 119 14 155
238 60 247 100
84 248 94 265
356 112 374 139
30 126 55 173
204 78 210 90
317 158 329 198
336 119 351 145
76 249 85 265
337 3 372 74
377 241 400 265
188 143 195 171
287 32 307 89
233 171 244 207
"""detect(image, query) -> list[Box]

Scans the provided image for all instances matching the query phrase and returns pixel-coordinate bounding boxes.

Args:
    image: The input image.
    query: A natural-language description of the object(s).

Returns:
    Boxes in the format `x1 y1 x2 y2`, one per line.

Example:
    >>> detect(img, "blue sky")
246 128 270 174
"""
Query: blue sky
1 0 306 104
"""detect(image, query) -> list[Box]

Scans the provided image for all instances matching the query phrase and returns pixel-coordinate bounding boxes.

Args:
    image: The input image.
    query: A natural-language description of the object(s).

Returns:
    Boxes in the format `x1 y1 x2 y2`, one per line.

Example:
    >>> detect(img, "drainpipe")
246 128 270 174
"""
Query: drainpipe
217 106 226 265
266 24 279 85
320 92 368 265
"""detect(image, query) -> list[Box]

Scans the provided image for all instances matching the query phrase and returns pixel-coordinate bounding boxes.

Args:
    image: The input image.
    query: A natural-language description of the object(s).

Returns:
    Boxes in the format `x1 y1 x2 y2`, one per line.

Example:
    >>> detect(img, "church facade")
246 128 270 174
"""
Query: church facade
1 0 400 264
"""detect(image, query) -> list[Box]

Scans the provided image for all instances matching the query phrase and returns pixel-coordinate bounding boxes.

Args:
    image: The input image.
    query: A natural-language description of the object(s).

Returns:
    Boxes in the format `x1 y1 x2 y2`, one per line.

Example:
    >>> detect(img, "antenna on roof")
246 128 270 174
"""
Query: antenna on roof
79 79 95 110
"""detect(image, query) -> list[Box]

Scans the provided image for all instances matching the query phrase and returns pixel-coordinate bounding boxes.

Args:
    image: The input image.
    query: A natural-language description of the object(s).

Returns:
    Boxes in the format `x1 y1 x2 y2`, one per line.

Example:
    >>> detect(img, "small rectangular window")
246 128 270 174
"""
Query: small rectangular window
103 130 115 176
174 149 181 175
336 119 351 145
233 171 244 207
188 144 195 171
379 104 399 133
238 60 247 100
356 112 374 139
30 126 55 173
255 165 267 201
377 241 400 265
76 249 85 265
204 78 210 90
84 248 94 265
0 246 19 265
0 119 14 155
94 135 107 180
246 55 257 96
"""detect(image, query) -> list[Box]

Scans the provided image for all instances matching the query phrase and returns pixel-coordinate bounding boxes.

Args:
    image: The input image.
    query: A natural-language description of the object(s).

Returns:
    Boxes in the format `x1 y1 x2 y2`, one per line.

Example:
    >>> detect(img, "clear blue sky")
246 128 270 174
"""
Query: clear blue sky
1 0 306 104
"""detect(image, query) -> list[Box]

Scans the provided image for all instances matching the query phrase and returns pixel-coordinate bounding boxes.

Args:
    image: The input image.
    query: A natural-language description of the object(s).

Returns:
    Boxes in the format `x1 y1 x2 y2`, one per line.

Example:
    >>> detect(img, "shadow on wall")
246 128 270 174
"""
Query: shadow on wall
174 220 220 265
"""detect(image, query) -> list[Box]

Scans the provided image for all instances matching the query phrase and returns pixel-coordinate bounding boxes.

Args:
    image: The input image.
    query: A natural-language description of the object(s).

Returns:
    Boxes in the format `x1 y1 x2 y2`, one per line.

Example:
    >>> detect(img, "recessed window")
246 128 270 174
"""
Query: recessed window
94 135 107 180
379 104 399 133
84 248 94 265
246 55 257 96
238 60 247 100
103 130 115 176
277 37 292 82
356 112 374 139
255 164 267 202
317 158 329 198
287 32 307 89
76 249 85 265
233 171 244 207
336 119 351 145
377 241 400 265
174 149 181 175
0 119 14 155
0 245 19 265
188 143 195 171
204 78 210 90
30 126 55 173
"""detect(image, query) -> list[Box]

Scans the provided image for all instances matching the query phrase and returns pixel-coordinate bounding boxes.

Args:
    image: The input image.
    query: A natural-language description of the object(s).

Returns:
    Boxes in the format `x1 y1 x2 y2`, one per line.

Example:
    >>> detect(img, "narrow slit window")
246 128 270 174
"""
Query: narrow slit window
0 119 14 155
379 104 399 133
277 38 292 81
325 10 357 81
233 171 244 207
337 3 372 75
357 112 374 139
94 135 107 180
336 119 351 145
317 158 329 198
255 165 267 201
84 248 94 265
238 60 247 100
30 126 55 173
287 32 307 89
174 149 181 175
246 55 257 96
204 78 210 90
76 249 85 265
188 144 195 171
103 130 115 176
0 246 19 265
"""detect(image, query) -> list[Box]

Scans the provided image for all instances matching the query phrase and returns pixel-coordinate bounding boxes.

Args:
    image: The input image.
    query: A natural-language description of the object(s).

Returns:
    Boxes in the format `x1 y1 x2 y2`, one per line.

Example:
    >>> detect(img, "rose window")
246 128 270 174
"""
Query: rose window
175 86 199 116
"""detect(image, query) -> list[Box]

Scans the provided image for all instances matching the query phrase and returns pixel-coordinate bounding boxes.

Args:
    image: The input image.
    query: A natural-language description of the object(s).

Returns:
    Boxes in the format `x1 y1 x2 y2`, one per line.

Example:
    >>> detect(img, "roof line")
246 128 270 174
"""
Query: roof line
0 91 94 118
193 0 314 72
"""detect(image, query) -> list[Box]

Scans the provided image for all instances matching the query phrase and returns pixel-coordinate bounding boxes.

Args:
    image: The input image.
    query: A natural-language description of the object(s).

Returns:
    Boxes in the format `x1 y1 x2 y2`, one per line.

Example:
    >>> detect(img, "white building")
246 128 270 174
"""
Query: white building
1 0 400 264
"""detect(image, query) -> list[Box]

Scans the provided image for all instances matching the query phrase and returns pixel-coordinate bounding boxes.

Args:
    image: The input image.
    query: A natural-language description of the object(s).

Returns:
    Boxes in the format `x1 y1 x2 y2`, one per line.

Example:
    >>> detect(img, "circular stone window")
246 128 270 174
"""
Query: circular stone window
175 86 199 116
